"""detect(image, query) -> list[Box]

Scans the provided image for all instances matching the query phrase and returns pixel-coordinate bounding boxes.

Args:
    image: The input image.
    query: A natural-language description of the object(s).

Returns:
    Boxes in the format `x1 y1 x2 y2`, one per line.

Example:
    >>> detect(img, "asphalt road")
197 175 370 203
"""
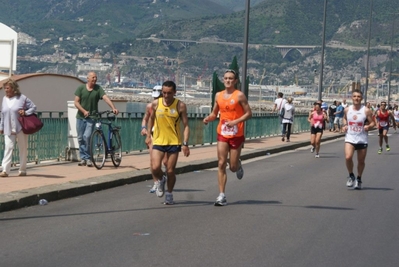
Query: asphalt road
1 132 398 267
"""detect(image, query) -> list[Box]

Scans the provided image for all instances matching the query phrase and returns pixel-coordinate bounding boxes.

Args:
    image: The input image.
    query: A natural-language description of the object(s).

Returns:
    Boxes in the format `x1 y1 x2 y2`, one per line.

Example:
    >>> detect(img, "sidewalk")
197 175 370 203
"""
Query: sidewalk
0 131 344 212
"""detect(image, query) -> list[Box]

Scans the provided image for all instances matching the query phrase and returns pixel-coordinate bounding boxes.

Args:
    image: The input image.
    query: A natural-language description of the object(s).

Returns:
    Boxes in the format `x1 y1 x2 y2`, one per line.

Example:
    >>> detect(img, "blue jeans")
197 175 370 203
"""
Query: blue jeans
76 118 94 160
329 116 335 130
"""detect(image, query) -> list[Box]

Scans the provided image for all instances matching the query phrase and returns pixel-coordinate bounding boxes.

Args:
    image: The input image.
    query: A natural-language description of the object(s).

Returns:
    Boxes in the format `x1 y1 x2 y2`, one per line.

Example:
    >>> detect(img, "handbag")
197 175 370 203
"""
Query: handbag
279 107 285 118
17 97 44 135
278 99 285 118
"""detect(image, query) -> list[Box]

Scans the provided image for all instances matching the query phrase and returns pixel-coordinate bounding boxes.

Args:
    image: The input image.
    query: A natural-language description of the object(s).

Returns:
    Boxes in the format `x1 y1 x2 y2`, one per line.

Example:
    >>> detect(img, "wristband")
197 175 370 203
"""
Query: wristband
141 126 146 130
183 141 188 146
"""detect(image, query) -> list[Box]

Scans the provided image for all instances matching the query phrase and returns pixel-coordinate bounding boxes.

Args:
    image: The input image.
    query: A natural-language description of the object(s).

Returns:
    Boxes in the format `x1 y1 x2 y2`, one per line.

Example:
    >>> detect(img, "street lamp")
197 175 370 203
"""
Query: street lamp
318 0 328 101
241 0 250 95
364 0 373 105
388 13 397 106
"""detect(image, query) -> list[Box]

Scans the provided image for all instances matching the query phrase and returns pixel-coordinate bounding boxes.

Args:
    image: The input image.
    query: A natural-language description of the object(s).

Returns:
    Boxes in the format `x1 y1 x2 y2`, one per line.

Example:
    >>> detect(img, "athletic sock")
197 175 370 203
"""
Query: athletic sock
349 173 355 178
357 176 361 181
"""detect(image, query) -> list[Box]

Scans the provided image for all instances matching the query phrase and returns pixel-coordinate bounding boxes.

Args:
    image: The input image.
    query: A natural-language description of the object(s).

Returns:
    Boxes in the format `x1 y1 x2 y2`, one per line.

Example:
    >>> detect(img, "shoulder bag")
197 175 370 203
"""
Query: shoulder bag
17 97 44 135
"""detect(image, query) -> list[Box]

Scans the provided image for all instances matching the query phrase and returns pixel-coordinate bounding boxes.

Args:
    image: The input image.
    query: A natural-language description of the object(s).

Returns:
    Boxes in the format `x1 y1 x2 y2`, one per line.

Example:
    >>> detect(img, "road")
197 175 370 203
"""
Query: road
1 133 398 267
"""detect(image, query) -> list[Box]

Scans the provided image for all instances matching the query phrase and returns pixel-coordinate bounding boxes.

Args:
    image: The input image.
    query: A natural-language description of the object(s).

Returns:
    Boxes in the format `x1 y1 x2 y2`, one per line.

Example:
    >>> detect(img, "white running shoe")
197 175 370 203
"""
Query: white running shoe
236 159 244 180
214 195 227 206
149 183 157 193
315 154 320 158
164 192 174 205
156 176 166 197
354 179 362 190
346 175 355 187
311 146 315 153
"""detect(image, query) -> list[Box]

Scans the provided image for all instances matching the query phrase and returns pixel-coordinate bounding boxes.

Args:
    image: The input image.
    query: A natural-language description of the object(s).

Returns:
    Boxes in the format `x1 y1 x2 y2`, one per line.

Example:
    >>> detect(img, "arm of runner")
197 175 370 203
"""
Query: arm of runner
203 93 220 125
364 107 375 132
145 100 157 148
179 101 190 157
308 111 313 124
342 107 349 132
141 103 151 136
389 111 397 130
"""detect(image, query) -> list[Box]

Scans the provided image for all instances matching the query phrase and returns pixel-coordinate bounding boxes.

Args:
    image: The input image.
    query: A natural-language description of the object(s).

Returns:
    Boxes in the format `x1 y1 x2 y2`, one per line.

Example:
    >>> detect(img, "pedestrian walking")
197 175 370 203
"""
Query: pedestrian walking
334 101 344 132
0 78 37 177
74 71 119 167
342 89 375 189
145 81 190 205
328 101 337 131
282 97 295 142
203 69 252 206
272 92 286 136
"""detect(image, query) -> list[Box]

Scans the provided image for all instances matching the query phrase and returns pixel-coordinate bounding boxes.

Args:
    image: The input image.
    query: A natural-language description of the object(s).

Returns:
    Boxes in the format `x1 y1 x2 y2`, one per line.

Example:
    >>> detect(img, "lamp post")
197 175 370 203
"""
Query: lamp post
318 0 328 101
364 0 373 105
241 0 250 95
388 13 397 106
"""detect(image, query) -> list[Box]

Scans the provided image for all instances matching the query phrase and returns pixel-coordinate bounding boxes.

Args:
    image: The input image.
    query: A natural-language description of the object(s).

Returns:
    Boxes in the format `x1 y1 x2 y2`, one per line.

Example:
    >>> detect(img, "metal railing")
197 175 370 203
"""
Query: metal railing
0 112 310 165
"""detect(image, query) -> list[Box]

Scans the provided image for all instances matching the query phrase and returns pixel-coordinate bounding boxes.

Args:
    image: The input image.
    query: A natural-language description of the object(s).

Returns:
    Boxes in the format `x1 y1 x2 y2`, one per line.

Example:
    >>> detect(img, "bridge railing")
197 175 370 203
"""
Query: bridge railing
0 112 310 166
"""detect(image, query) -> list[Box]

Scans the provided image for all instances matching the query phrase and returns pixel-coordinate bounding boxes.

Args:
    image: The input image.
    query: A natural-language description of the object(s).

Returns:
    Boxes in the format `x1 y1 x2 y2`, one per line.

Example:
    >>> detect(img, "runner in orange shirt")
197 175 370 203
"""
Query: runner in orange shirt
203 69 252 206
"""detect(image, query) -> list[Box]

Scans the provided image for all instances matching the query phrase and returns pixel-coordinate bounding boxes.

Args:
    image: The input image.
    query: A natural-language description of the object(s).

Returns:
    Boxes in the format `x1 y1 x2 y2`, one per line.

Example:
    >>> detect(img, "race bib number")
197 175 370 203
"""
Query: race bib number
221 121 238 136
349 121 363 132
379 121 387 127
314 121 322 129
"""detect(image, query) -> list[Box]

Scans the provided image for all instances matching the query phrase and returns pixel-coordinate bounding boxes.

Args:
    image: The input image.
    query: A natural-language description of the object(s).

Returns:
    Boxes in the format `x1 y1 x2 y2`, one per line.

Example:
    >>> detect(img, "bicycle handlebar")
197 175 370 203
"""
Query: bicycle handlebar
92 110 117 121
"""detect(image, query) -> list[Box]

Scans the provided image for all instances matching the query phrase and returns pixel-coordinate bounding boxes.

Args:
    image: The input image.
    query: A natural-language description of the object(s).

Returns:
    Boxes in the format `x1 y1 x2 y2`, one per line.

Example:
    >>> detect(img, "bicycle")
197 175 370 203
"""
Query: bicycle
90 110 122 169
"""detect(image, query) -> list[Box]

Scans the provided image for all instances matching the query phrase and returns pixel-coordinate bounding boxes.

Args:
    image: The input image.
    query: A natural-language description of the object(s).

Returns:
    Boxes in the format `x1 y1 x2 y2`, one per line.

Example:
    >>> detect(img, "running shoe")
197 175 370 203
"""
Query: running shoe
378 148 382 154
164 192 174 205
282 137 285 142
386 145 390 152
346 174 355 187
354 179 362 190
214 195 227 206
149 183 157 193
156 176 166 197
236 159 244 180
311 146 315 153
315 154 320 158
286 139 290 142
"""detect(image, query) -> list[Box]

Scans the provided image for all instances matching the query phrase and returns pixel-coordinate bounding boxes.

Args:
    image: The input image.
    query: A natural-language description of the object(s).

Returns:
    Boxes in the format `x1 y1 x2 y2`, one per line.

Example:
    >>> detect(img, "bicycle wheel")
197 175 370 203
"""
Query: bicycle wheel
90 130 106 169
111 130 122 167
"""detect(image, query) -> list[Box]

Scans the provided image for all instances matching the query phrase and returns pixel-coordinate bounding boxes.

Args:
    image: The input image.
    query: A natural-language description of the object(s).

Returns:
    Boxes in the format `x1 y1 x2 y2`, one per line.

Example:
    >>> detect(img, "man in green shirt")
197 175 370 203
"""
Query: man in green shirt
74 71 119 167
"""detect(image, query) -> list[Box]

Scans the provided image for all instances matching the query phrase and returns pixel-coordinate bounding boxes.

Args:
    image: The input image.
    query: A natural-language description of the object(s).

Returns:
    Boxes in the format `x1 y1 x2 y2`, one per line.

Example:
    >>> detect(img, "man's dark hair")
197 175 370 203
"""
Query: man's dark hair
352 89 363 96
162 80 176 91
278 92 283 97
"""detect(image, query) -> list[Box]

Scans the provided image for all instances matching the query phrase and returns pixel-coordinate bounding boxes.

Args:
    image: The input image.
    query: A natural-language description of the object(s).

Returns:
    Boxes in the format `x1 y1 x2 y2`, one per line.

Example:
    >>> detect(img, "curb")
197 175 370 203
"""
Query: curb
0 134 344 213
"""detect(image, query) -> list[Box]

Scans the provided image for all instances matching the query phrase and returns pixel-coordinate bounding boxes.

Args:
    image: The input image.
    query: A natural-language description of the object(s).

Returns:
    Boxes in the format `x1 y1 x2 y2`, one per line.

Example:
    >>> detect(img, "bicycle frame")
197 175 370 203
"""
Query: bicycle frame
90 110 122 169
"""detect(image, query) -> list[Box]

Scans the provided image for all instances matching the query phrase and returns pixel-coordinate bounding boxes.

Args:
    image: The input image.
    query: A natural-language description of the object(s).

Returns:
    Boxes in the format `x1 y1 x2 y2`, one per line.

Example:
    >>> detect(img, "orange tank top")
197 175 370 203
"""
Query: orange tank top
216 90 245 138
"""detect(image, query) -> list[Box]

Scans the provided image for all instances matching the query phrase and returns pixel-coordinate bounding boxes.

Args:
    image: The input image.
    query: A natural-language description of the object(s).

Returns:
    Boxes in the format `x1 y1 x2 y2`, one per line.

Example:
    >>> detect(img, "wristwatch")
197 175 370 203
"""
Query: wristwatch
183 141 188 146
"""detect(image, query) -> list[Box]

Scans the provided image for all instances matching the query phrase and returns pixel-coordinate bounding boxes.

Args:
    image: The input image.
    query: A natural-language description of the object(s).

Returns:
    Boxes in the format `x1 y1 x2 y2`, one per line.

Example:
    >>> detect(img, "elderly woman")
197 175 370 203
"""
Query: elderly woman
0 78 37 177
281 97 295 142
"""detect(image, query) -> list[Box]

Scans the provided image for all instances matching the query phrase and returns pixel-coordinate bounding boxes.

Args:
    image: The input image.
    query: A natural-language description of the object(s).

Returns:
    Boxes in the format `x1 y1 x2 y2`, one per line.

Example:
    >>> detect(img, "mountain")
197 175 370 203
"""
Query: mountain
0 0 231 44
2 0 398 88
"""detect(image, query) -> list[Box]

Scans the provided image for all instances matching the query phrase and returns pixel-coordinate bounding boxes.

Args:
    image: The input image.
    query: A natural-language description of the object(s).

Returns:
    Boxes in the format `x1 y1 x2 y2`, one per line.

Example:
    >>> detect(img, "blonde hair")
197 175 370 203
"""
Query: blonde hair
2 78 21 96
287 97 293 103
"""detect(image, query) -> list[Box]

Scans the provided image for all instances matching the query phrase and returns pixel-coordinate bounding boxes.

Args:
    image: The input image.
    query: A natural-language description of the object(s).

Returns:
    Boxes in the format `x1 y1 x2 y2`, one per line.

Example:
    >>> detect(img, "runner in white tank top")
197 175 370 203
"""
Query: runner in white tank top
342 90 375 190
345 105 368 145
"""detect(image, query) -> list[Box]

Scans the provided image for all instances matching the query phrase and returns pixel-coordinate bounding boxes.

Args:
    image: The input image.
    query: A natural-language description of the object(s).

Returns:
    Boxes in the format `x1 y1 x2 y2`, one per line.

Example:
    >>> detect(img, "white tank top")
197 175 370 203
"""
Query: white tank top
394 110 399 120
345 105 368 144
